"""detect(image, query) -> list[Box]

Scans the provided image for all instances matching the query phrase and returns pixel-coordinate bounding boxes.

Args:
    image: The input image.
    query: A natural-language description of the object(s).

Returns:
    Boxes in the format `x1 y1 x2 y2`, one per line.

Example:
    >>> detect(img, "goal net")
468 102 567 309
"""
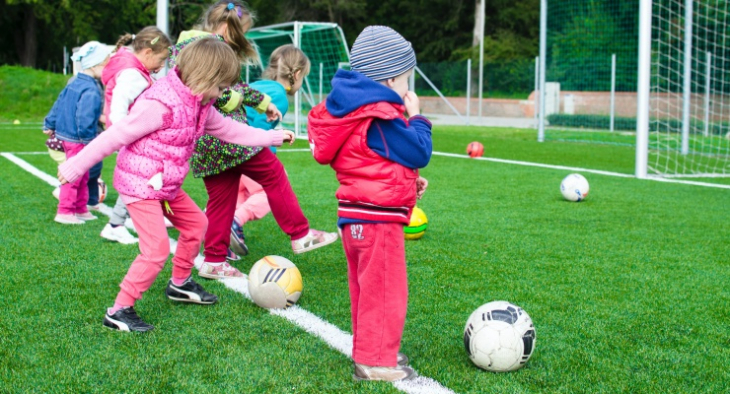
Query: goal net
245 22 350 136
647 0 730 177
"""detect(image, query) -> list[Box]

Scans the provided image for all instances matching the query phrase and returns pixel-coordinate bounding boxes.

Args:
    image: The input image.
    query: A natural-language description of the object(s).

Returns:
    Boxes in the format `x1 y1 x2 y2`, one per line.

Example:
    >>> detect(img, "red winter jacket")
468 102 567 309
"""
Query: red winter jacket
308 101 419 224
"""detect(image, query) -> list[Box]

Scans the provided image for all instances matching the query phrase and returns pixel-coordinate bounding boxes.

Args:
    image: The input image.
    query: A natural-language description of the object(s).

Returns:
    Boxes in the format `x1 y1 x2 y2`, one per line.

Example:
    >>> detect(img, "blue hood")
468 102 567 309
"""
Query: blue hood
326 70 404 117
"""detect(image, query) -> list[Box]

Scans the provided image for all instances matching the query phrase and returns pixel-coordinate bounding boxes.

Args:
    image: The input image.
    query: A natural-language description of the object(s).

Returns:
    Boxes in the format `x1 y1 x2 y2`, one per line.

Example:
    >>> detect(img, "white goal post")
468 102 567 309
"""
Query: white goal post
636 0 730 178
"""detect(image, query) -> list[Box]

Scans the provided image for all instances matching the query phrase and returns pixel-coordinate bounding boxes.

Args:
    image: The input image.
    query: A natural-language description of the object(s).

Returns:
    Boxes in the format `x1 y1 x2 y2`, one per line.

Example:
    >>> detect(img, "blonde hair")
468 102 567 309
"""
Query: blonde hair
176 37 240 95
200 0 259 65
114 26 171 54
262 45 311 89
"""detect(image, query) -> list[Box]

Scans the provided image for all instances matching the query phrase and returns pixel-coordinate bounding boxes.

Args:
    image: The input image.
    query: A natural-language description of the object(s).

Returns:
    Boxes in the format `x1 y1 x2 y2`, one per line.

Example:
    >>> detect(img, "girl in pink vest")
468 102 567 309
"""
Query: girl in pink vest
99 27 172 245
58 38 295 332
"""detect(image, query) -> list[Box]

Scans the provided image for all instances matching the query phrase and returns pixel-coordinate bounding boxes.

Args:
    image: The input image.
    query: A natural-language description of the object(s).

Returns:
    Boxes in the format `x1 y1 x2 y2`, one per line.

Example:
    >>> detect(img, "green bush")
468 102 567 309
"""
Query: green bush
547 113 730 136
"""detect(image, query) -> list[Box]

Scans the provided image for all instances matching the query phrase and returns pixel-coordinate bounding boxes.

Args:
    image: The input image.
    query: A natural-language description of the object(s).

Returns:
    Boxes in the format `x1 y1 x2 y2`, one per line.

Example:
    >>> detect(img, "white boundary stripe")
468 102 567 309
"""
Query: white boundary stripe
432 151 730 189
1 153 61 186
1 153 457 394
6 149 729 189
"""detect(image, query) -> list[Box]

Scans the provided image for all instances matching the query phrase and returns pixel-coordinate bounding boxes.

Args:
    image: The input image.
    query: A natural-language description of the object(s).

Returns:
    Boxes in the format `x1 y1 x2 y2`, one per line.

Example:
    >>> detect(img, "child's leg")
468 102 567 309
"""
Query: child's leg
114 199 170 307
234 175 271 225
58 142 89 215
342 223 408 367
238 149 309 240
87 161 103 206
202 168 242 263
163 189 207 281
109 196 129 226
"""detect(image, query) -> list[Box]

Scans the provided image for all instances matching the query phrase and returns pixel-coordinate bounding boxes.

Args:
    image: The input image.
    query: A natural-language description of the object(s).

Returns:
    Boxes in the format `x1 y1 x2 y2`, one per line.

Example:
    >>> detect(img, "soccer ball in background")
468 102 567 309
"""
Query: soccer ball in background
467 141 484 158
404 206 428 240
248 255 303 309
463 301 536 372
560 173 589 202
97 179 107 203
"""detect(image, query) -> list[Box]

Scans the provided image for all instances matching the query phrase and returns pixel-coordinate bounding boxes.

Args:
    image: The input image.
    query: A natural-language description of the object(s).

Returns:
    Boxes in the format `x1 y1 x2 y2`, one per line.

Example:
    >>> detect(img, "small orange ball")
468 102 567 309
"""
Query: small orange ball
467 141 484 158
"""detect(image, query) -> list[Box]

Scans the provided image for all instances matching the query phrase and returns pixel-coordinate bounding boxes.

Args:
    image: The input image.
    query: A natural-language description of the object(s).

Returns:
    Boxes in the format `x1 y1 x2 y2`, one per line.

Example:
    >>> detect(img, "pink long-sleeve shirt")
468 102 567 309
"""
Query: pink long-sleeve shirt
58 99 285 204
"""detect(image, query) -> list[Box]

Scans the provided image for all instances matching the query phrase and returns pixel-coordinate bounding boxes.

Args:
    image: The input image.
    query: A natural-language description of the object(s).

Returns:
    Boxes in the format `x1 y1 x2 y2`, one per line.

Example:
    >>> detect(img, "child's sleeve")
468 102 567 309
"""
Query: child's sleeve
59 100 169 183
204 108 284 147
43 97 60 131
108 69 149 125
76 90 103 139
216 82 272 114
366 115 433 169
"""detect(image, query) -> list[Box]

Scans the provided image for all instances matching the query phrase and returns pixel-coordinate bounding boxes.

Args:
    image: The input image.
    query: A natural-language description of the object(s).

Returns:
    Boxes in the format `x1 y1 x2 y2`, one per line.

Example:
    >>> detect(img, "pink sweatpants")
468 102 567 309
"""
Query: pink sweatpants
57 141 89 215
342 222 408 367
115 189 207 307
234 175 271 225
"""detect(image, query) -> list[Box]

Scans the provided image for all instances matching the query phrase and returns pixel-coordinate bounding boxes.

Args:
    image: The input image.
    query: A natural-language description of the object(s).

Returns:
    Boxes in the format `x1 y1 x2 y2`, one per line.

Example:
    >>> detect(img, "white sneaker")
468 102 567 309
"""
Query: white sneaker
55 214 84 225
76 212 98 221
198 261 243 279
291 229 339 254
100 223 139 244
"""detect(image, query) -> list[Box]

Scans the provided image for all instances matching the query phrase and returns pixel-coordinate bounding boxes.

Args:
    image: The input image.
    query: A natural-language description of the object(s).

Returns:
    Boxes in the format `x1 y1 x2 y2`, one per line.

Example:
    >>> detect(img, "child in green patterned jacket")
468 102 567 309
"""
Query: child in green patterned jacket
169 0 338 280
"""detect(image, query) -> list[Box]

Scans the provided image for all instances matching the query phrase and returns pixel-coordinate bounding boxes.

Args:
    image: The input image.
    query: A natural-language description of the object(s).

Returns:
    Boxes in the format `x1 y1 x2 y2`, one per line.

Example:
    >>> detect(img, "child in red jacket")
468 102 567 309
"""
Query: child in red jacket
308 26 432 382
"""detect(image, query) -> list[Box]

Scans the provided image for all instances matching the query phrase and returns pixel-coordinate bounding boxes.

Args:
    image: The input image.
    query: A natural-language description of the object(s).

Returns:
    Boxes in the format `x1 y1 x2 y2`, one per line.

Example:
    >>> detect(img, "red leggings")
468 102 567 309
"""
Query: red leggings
342 222 408 367
202 148 309 263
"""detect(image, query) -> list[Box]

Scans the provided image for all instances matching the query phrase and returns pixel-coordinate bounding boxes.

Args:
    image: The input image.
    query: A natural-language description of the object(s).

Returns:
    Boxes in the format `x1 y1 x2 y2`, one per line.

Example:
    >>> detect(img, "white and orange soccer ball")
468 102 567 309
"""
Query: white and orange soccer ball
248 255 303 309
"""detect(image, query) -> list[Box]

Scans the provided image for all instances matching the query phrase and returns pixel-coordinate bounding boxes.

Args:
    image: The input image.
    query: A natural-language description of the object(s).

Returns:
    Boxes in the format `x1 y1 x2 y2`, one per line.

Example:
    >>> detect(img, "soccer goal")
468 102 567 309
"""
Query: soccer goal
636 0 730 178
245 22 350 136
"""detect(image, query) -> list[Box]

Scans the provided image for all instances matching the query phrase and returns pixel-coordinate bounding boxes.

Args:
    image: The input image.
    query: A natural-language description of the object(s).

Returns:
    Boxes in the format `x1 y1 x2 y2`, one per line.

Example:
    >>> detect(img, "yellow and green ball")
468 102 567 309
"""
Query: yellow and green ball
404 207 428 240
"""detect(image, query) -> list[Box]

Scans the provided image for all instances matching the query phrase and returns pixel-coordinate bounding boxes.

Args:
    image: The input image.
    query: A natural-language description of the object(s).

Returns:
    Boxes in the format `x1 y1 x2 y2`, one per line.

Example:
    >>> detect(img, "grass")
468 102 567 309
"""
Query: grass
1 121 729 393
0 65 70 123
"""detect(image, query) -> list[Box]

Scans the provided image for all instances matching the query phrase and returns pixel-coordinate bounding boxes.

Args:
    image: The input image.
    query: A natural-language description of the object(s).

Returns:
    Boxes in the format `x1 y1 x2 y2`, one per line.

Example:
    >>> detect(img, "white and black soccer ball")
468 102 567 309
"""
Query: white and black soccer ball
560 173 590 202
463 301 536 372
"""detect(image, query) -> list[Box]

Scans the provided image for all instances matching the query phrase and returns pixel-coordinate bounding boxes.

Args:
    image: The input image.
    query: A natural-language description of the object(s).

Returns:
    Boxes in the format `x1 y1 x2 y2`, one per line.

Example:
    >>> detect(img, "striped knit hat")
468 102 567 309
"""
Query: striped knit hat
350 26 416 81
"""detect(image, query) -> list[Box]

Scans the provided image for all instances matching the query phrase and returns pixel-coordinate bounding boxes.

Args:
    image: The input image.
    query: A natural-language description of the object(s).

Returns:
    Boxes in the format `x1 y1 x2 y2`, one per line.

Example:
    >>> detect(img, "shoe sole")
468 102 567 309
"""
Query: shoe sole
77 216 98 221
55 218 84 225
197 271 243 280
100 232 138 245
102 315 154 332
165 287 218 304
352 372 417 382
293 235 339 254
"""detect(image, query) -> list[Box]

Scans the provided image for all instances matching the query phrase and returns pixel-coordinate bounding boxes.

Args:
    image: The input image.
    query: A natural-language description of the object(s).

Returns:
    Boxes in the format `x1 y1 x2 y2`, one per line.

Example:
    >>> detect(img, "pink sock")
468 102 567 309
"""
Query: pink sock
172 275 189 286
108 302 130 315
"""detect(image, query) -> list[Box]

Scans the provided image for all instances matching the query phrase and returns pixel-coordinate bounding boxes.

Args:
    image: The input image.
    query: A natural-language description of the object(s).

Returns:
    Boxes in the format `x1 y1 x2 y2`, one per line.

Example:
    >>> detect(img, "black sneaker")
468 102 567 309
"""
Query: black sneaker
165 277 218 305
103 307 154 332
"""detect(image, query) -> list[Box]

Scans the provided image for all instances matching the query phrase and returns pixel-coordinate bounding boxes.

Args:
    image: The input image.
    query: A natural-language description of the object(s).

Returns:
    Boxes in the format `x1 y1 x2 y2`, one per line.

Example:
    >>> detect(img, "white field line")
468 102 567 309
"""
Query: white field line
8 149 730 189
0 152 457 394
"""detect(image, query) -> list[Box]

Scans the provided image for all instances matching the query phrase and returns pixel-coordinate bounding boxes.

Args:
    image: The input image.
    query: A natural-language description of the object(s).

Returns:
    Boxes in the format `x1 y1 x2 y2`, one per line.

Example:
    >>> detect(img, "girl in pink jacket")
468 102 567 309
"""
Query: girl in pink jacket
58 38 294 332
99 26 172 245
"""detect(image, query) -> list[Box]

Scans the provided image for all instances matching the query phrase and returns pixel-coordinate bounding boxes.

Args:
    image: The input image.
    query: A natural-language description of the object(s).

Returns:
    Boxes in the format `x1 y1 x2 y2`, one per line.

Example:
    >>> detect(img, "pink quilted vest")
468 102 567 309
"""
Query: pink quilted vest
101 48 152 127
113 68 211 201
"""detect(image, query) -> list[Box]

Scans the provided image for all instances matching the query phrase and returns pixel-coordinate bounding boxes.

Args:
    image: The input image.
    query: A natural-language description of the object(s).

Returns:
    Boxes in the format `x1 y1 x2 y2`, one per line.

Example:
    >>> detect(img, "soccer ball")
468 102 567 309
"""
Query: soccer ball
98 179 107 203
463 301 536 372
248 255 303 309
467 141 484 158
404 206 428 240
560 173 589 202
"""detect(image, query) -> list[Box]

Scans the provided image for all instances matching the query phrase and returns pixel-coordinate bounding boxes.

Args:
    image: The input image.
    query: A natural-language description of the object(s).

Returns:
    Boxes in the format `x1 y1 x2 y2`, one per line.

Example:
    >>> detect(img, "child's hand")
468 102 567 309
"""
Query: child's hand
416 176 428 199
43 129 54 136
266 103 282 122
282 130 296 145
57 171 68 185
404 91 420 117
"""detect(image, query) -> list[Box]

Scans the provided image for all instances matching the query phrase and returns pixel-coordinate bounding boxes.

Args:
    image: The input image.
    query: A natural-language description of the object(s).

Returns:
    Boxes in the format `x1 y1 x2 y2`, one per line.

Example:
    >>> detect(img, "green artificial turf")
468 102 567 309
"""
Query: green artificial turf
1 122 728 393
